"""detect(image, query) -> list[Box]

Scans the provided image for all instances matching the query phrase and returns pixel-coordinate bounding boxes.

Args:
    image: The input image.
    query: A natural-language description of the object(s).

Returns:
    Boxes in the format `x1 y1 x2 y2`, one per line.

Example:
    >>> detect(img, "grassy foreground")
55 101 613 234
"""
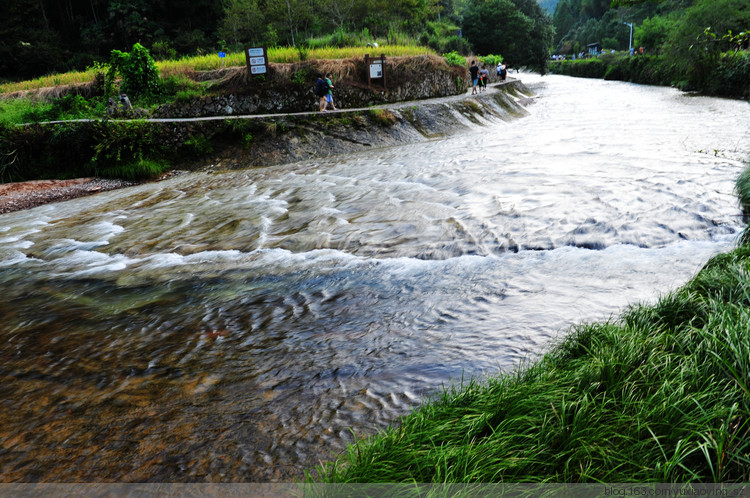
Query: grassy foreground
311 172 750 483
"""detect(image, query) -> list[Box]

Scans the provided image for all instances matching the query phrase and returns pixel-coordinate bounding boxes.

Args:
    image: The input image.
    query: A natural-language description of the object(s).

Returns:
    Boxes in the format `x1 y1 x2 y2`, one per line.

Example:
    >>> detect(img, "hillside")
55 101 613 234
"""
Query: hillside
538 0 560 14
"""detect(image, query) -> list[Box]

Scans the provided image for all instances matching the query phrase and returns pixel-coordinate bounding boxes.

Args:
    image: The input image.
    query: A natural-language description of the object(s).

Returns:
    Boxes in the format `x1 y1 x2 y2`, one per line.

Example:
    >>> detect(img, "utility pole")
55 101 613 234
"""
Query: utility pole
623 22 634 55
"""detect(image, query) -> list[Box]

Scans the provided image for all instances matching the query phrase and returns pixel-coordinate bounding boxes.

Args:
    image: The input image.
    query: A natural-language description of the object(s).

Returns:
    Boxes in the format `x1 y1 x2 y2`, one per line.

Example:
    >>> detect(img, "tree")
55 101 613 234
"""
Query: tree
634 13 680 53
219 0 265 47
462 0 553 73
509 0 555 72
0 0 69 79
267 0 313 46
462 0 531 60
663 0 750 90
324 0 357 31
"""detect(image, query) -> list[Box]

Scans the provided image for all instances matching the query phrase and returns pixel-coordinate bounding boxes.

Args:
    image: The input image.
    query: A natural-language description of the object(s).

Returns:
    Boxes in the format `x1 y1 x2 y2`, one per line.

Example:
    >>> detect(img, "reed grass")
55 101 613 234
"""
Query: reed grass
95 157 169 180
311 170 750 483
0 69 99 95
1 45 433 94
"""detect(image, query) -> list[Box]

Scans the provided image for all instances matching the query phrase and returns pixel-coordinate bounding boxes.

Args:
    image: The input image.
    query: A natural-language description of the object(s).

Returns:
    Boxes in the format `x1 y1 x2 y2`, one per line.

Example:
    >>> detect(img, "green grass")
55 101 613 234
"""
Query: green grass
0 99 40 125
0 95 104 125
310 170 750 484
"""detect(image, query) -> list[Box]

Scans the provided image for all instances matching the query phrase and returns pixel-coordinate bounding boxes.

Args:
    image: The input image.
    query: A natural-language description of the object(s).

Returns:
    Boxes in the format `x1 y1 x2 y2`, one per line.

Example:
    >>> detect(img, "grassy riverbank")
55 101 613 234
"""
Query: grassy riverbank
548 51 750 101
311 170 750 483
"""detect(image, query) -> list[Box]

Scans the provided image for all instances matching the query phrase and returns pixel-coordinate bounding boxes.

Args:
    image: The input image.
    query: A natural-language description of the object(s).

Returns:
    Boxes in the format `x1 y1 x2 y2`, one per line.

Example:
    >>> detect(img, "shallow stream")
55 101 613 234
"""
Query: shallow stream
1 73 749 481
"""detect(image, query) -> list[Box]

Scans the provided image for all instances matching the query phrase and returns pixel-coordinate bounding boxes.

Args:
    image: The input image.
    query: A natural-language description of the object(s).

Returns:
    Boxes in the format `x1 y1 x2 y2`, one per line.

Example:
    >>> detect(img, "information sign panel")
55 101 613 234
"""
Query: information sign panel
245 46 268 76
369 62 383 79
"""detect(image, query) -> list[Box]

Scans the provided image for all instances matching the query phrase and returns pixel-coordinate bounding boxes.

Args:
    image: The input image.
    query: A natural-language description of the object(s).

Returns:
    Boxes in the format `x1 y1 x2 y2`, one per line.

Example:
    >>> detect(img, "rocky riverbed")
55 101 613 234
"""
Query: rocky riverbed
0 178 137 214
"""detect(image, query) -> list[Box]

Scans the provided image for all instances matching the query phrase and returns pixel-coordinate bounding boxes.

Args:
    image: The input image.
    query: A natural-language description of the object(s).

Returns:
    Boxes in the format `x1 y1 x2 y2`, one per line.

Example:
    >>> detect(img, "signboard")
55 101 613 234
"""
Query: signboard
365 54 387 89
218 52 226 58
245 46 268 76
369 61 383 79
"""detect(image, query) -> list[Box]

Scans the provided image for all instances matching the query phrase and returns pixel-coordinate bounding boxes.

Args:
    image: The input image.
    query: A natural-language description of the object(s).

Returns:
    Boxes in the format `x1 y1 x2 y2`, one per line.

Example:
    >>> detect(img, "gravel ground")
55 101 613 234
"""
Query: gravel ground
0 178 137 214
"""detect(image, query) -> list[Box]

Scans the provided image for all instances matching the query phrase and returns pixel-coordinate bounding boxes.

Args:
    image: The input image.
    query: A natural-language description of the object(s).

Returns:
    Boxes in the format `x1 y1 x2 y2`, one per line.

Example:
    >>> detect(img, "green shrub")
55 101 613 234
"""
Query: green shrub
441 36 471 55
292 67 313 86
368 108 397 126
162 74 205 102
479 54 504 67
184 134 213 155
0 124 21 182
242 133 253 149
87 120 167 179
443 50 466 67
711 51 750 99
106 43 162 102
49 95 102 120
150 40 177 61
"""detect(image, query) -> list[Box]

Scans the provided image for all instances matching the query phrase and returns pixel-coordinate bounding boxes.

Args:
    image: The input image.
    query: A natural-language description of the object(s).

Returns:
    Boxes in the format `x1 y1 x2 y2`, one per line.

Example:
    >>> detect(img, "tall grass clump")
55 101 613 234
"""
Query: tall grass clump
94 157 168 180
311 176 750 482
735 168 750 244
87 120 169 180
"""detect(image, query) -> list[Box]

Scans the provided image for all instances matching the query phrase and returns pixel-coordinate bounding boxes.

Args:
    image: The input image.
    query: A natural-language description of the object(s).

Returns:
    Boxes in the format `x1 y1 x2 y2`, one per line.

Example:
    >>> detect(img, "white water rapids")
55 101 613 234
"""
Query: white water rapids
0 73 749 481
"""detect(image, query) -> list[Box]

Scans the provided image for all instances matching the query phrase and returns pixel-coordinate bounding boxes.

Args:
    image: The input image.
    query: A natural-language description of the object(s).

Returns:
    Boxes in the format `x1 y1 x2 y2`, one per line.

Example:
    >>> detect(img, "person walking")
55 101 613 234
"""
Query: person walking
479 65 489 92
315 74 329 112
325 73 337 111
469 61 479 95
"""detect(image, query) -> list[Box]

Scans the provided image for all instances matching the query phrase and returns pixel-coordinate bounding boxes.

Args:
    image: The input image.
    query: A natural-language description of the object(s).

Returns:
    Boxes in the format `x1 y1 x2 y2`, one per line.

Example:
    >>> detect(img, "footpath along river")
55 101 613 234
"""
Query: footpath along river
1 73 749 482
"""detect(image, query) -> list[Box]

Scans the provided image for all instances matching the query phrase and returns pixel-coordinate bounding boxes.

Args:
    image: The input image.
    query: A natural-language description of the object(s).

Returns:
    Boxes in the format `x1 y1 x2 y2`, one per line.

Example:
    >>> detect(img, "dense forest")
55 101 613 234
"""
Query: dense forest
1 0 554 81
552 0 749 56
1 0 747 88
550 0 749 97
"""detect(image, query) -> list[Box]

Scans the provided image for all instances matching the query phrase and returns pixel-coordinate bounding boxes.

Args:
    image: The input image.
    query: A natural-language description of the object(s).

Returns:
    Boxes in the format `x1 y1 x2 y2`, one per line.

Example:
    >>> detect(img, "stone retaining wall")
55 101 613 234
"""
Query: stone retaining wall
152 56 468 118
2 80 531 182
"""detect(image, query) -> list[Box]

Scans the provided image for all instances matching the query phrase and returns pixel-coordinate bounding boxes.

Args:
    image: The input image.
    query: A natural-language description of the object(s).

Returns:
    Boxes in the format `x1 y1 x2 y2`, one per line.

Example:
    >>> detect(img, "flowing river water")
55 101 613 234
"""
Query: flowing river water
1 74 749 482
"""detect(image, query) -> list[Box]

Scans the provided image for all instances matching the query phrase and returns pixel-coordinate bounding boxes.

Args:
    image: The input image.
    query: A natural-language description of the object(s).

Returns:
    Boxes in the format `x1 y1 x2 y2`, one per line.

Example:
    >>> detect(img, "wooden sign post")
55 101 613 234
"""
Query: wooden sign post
365 53 387 89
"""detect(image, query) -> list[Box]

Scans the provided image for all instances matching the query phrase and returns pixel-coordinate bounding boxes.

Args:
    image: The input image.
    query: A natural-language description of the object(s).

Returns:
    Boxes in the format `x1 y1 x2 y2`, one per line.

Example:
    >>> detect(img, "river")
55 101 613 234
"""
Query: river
1 73 749 482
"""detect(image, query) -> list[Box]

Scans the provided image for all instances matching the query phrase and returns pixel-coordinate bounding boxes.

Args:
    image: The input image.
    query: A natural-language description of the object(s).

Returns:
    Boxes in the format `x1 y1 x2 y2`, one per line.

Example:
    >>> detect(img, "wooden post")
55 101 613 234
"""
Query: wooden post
381 53 386 90
365 54 371 88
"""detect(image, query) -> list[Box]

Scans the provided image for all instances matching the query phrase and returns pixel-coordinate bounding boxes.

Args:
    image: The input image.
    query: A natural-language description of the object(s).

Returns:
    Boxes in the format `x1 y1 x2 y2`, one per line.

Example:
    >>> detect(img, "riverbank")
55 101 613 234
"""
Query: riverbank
0 79 531 213
310 169 750 483
0 177 138 214
547 52 750 101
